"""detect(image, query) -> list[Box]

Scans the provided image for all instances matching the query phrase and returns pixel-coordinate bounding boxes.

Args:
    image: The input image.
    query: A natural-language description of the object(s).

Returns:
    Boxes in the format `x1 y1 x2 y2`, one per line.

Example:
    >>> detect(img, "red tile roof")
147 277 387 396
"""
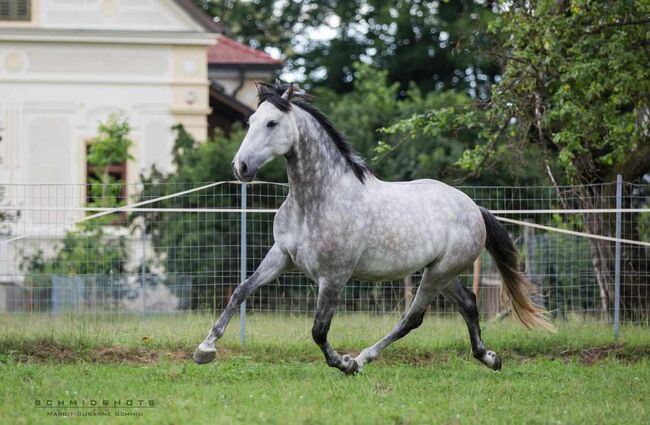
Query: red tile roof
208 35 283 67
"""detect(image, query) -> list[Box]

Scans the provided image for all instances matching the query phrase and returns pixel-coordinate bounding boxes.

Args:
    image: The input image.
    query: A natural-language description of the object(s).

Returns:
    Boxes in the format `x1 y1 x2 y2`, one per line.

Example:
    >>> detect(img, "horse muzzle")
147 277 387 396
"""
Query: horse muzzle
232 159 257 182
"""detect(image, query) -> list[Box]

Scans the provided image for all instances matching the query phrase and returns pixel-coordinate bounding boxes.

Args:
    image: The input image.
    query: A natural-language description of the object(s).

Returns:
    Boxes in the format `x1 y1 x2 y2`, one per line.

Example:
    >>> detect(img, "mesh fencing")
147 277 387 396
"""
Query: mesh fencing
0 180 648 325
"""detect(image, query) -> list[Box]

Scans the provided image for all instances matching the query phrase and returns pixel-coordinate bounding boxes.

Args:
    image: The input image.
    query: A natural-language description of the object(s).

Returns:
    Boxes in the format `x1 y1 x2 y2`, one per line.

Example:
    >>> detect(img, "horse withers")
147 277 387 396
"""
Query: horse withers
193 82 555 374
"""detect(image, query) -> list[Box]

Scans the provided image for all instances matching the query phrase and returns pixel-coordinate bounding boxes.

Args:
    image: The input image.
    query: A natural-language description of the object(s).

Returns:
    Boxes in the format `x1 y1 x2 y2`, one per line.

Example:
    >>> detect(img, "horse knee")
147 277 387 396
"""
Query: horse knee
458 287 479 320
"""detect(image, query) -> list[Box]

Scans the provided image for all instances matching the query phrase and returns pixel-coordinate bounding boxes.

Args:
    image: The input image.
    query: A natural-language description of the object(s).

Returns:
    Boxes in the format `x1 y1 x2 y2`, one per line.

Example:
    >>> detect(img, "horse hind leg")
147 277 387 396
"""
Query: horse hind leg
354 267 442 370
442 278 502 370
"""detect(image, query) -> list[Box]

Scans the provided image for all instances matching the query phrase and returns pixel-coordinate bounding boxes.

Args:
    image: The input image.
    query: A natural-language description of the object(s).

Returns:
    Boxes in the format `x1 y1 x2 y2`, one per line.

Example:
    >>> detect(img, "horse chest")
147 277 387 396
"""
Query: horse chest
274 209 362 277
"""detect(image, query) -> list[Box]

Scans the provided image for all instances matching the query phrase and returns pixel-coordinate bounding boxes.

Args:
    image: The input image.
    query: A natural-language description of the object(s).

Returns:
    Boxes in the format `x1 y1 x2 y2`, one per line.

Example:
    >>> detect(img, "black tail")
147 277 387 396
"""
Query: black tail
480 207 555 331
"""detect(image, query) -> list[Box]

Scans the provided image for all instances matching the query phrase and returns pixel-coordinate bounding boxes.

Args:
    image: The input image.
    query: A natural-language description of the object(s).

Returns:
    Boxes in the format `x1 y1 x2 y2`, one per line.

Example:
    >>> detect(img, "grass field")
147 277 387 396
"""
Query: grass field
1 313 649 424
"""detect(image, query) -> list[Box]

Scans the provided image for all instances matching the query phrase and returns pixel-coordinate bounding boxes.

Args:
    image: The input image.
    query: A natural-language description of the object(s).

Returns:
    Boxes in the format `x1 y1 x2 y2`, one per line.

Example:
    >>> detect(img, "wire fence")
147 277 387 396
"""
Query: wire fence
0 179 648 330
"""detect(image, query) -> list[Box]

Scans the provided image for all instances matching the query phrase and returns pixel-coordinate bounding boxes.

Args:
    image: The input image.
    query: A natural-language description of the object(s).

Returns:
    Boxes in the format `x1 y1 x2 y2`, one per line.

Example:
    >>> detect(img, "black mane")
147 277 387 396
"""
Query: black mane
256 82 372 183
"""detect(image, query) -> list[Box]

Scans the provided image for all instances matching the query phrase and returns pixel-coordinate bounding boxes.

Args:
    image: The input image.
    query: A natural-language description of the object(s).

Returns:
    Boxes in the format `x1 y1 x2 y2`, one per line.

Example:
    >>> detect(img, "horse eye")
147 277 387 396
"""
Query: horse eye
267 120 278 128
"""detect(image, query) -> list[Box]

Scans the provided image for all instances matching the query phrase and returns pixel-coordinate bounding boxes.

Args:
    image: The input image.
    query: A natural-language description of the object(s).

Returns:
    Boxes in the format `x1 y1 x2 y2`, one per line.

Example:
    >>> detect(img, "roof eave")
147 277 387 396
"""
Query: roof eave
0 28 217 45
209 63 283 71
209 84 254 116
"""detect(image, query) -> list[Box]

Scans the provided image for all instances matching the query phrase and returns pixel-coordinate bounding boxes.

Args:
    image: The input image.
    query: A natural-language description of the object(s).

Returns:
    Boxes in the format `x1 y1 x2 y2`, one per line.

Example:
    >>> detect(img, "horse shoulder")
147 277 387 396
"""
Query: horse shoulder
272 201 296 253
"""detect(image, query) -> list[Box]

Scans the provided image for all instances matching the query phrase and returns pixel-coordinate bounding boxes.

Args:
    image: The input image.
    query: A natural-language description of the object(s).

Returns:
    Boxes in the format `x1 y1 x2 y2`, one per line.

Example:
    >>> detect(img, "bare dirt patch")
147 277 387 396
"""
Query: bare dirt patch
558 344 650 364
2 340 649 365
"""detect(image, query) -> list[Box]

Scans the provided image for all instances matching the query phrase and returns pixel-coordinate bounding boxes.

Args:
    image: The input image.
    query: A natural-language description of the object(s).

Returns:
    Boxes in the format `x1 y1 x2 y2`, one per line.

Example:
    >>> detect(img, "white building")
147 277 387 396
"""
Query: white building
0 0 280 187
0 0 281 293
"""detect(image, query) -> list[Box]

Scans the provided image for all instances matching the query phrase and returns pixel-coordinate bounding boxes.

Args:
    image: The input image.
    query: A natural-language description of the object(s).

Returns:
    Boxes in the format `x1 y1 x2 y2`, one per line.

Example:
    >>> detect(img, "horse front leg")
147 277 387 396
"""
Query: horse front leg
312 281 358 375
193 244 292 364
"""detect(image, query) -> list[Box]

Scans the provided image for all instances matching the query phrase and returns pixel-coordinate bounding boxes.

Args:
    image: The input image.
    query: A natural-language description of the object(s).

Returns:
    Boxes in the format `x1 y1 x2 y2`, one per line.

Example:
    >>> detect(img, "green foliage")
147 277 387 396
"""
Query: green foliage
86 113 133 214
195 0 498 94
391 0 650 184
193 0 330 61
314 63 472 181
87 113 133 170
381 1 649 314
20 226 127 276
300 0 499 93
317 63 546 185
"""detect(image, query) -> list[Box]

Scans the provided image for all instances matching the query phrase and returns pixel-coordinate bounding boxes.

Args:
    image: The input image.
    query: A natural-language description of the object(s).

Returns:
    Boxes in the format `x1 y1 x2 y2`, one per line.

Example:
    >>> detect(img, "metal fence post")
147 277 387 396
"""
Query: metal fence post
141 226 146 317
239 182 247 345
614 174 622 339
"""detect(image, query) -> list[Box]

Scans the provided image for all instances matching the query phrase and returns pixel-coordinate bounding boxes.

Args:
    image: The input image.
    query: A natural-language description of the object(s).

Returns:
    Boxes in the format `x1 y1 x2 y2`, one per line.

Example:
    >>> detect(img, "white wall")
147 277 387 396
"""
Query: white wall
0 0 217 284
1 0 203 32
0 42 177 188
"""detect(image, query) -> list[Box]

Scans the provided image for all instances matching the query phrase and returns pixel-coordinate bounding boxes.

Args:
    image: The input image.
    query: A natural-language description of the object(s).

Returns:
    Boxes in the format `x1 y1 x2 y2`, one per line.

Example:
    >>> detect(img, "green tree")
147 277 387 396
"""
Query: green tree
317 63 546 185
386 0 650 316
301 0 499 94
194 0 498 94
86 113 133 219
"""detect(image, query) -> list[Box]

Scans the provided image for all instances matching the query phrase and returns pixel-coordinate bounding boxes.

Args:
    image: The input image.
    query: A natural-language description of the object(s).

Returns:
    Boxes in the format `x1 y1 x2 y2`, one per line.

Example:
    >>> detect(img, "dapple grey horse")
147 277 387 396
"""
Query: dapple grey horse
193 82 554 374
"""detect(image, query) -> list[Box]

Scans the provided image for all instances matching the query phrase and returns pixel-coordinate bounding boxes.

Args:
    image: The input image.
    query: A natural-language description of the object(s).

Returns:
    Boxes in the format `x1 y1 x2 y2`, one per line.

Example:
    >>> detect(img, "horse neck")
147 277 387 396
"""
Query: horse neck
286 109 362 206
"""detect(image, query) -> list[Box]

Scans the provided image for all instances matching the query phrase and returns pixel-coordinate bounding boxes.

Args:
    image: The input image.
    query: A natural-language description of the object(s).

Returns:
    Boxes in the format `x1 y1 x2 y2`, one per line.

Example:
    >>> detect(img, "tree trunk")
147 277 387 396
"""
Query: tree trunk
570 183 649 321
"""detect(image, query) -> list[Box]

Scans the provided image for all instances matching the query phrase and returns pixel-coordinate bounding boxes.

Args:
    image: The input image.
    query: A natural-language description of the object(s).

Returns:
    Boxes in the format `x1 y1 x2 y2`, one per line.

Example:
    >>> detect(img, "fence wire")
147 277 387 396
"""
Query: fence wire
0 180 648 325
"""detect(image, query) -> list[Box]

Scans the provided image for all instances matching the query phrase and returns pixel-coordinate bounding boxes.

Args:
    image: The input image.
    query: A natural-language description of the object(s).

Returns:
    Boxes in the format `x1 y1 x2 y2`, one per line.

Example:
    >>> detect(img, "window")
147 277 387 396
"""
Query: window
86 144 127 223
0 0 31 21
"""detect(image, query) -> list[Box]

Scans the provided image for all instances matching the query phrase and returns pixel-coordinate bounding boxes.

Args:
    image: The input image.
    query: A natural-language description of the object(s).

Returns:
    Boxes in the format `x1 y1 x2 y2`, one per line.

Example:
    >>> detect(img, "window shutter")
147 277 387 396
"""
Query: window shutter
0 0 31 21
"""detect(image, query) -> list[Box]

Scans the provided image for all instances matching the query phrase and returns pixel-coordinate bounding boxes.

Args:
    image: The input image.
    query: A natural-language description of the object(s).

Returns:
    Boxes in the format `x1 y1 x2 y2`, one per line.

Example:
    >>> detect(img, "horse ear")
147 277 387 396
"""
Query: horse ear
281 83 295 100
255 81 264 95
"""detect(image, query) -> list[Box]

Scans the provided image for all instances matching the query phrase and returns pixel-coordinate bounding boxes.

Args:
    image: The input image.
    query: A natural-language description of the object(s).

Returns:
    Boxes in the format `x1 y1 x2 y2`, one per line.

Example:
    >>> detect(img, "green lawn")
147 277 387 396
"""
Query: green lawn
1 314 649 424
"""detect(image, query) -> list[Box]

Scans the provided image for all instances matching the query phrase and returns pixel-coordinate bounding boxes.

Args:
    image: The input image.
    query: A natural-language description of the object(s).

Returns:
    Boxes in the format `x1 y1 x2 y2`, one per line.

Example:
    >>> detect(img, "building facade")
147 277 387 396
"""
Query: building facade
0 0 281 291
0 0 280 188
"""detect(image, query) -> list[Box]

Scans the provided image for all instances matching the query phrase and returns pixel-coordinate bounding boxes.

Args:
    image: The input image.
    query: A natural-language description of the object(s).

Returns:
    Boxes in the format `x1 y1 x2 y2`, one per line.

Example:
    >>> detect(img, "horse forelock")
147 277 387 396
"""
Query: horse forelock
255 82 372 183
256 82 292 112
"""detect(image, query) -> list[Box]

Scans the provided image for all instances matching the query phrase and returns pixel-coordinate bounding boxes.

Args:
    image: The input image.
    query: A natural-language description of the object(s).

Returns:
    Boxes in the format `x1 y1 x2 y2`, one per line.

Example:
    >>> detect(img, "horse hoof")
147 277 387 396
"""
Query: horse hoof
193 348 216 365
341 355 359 375
492 353 502 371
481 350 502 371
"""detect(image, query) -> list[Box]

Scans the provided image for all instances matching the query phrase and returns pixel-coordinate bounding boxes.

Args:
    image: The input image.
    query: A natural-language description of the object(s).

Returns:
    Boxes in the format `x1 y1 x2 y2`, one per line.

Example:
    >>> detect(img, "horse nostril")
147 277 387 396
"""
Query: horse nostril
240 161 248 175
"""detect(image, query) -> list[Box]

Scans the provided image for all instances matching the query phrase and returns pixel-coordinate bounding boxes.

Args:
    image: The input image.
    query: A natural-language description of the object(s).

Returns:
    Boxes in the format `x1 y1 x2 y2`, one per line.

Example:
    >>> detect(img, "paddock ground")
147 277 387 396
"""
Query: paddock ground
1 313 649 424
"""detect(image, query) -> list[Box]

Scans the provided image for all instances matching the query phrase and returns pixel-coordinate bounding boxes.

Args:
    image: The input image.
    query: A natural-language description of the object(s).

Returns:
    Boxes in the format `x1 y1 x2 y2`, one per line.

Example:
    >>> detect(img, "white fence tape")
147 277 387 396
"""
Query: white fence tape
494 216 650 247
0 181 226 244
